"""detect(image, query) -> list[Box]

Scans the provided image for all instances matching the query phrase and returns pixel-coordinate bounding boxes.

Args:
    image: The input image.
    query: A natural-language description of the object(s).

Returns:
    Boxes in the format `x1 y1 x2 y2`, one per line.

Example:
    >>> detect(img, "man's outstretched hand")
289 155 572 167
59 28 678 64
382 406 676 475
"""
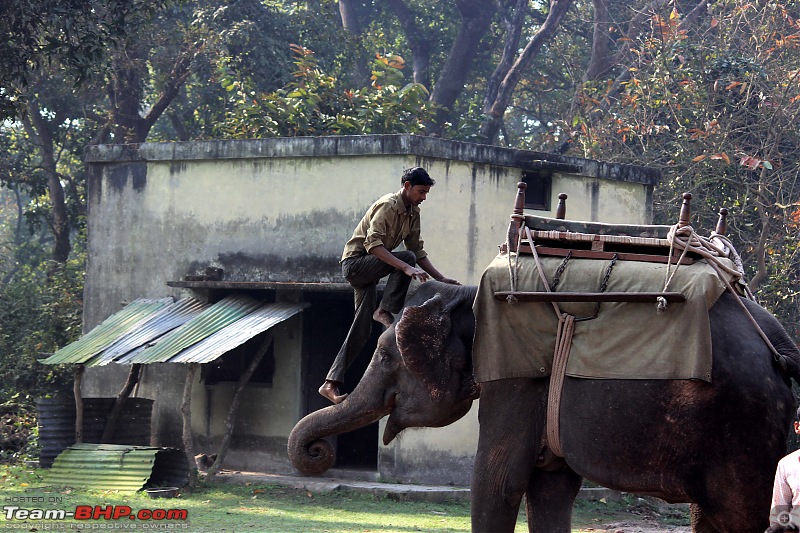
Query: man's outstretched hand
402 264 430 282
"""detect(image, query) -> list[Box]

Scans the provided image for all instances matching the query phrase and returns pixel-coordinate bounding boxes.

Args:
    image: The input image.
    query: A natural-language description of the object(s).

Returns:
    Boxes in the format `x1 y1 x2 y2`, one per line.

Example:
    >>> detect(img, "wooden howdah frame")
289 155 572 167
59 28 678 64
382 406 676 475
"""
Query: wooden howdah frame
495 183 730 304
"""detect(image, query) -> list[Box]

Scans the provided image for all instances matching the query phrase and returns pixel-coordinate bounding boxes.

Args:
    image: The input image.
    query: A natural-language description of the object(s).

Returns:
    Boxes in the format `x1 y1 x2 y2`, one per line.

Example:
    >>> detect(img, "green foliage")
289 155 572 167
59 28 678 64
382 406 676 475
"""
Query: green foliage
0 253 83 404
0 399 39 463
0 0 169 119
216 45 438 137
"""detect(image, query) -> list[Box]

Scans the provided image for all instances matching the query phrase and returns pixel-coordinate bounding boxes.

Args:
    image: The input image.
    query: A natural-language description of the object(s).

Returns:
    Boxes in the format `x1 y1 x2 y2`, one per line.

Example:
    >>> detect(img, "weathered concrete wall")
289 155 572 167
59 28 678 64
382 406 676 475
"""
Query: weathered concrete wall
80 135 659 484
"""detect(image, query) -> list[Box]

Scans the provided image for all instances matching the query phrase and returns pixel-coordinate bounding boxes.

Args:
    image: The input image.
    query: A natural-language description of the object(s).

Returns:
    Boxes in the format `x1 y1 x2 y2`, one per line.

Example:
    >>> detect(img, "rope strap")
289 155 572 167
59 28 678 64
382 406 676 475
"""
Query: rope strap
526 226 571 457
546 313 574 458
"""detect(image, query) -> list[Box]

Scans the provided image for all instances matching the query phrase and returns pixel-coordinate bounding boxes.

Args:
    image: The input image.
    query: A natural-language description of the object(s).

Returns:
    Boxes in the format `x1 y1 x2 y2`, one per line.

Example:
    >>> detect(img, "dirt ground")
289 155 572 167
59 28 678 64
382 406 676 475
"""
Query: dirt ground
571 496 691 532
578 520 690 533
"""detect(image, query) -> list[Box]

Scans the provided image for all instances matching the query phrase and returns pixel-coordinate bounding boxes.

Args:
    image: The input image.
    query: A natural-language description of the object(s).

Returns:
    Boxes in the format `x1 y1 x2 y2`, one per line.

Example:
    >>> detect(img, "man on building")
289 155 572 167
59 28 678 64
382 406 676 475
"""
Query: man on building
769 408 800 531
318 167 459 404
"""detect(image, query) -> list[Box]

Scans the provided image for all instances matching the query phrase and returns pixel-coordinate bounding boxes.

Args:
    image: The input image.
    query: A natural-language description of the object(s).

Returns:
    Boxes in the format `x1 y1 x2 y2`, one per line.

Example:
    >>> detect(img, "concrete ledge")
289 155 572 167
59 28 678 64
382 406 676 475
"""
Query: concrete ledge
576 486 624 501
214 470 620 505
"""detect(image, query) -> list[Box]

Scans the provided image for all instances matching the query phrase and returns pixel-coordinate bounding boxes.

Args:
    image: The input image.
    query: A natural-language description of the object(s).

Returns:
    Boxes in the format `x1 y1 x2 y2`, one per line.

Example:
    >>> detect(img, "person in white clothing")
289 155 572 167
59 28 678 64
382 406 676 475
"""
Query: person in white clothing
769 409 800 532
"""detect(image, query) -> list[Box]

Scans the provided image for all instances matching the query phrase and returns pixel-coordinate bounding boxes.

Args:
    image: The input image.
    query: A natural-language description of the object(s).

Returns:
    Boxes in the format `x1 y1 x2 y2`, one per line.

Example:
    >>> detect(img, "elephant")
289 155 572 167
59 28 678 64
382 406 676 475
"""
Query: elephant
288 280 800 532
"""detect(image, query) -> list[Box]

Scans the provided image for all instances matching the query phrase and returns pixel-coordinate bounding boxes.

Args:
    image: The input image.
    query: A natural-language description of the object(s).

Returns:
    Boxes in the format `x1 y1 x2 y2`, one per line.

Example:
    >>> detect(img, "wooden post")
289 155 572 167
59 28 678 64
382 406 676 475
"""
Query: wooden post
101 364 143 443
507 182 527 253
74 365 85 444
715 208 728 235
678 193 693 227
181 363 200 486
206 333 275 480
555 193 568 220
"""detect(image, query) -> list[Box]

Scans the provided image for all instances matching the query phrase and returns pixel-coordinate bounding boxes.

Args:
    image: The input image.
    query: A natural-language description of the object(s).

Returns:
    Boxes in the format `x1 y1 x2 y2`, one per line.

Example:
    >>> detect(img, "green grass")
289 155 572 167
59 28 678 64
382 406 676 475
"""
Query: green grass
1 465 688 532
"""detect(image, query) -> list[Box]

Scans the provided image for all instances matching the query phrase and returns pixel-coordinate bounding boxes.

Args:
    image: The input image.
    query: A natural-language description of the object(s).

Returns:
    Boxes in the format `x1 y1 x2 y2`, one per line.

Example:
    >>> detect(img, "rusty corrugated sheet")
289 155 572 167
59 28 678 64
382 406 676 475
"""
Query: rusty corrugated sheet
47 443 189 492
170 301 309 363
124 295 264 364
41 298 173 365
37 398 153 468
87 298 209 367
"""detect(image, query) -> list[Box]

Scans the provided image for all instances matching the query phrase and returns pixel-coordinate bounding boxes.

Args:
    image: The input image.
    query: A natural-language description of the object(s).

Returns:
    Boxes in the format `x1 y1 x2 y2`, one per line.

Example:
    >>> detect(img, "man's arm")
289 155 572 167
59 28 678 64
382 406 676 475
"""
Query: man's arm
417 256 460 285
770 461 794 526
369 245 430 281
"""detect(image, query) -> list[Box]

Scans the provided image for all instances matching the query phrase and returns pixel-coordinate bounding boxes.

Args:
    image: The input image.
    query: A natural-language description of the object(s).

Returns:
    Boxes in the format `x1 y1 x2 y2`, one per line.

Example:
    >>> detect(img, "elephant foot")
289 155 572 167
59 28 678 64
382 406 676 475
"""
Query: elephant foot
372 308 394 327
319 380 348 404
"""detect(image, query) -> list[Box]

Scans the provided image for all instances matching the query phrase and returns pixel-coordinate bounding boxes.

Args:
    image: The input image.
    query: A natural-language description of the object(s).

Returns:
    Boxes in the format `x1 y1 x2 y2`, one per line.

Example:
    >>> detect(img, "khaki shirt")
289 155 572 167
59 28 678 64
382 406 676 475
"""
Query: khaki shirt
341 191 427 262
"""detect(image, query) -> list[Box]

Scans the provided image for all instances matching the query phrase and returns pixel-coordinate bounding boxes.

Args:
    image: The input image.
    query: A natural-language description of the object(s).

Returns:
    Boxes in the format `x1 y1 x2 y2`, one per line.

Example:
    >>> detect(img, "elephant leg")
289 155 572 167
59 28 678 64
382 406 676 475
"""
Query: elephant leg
690 504 720 533
690 476 771 532
525 465 583 532
472 378 547 533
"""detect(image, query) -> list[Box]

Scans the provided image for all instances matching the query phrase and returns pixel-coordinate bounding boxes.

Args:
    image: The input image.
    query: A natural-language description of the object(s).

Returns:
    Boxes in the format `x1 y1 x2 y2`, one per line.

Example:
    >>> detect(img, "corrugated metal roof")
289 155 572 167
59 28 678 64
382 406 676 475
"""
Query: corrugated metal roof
47 443 189 492
41 298 173 365
170 301 309 363
124 295 264 364
42 295 309 366
87 298 208 367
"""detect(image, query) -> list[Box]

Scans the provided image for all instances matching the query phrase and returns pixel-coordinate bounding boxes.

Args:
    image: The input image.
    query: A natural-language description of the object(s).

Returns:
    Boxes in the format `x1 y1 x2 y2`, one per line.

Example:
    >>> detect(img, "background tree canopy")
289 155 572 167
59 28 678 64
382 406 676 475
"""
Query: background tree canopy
0 0 798 425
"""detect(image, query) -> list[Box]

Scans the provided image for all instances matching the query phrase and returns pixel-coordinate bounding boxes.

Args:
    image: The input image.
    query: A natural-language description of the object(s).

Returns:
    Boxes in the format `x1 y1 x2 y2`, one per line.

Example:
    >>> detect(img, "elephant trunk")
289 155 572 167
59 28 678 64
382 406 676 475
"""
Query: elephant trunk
288 382 392 476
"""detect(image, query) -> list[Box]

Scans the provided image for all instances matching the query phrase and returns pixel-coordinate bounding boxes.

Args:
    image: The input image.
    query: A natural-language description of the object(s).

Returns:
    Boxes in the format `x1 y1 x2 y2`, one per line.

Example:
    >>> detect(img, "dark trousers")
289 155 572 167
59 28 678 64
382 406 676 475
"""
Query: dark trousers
326 250 417 383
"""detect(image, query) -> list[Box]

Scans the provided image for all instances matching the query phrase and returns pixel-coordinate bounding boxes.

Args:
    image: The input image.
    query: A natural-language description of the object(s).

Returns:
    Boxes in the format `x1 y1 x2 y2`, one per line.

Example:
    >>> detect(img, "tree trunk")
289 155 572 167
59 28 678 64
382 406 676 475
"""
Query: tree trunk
101 364 142 443
480 0 573 143
585 0 613 81
23 99 71 264
74 365 85 444
387 0 432 87
564 0 613 128
428 0 498 134
337 0 373 87
108 44 195 144
181 363 200 486
206 334 274 480
338 0 363 35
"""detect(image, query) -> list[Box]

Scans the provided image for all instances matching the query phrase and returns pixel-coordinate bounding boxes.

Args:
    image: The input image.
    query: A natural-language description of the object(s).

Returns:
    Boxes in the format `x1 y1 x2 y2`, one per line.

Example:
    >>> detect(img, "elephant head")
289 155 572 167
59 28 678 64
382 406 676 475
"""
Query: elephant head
288 281 479 476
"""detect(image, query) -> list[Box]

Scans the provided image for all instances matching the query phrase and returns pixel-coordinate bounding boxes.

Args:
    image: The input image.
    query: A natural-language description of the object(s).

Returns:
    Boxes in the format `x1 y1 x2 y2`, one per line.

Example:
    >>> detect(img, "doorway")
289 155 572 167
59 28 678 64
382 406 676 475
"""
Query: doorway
302 291 380 470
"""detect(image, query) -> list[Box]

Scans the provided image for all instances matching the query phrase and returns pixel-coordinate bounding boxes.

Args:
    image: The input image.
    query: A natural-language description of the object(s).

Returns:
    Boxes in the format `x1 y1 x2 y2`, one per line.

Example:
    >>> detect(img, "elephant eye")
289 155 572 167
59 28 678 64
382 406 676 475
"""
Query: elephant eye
379 350 392 364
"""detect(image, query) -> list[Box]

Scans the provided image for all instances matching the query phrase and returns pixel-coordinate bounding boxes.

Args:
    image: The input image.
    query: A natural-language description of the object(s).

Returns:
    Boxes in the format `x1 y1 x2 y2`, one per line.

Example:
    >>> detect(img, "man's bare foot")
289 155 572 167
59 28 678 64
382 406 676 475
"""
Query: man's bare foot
319 381 348 404
373 308 394 327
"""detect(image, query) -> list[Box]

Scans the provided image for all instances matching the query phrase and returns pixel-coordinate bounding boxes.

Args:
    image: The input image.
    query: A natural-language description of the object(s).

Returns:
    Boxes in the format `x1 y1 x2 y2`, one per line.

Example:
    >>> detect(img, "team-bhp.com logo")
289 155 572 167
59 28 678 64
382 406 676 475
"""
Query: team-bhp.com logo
3 504 189 529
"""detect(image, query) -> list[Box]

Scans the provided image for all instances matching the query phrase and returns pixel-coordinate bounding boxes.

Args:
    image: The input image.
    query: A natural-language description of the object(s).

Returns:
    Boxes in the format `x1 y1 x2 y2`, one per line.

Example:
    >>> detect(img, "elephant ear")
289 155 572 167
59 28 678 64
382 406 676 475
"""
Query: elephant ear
396 293 452 403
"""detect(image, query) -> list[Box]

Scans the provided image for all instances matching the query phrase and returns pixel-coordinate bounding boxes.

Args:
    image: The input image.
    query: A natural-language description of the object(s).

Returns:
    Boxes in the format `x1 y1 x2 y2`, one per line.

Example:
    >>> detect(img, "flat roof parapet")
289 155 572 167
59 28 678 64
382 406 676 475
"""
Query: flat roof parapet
85 134 660 186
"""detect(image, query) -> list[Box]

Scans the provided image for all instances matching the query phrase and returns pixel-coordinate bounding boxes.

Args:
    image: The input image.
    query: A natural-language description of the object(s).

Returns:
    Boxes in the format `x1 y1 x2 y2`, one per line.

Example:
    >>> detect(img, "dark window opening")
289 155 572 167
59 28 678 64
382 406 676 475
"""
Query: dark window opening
522 170 552 211
202 334 275 385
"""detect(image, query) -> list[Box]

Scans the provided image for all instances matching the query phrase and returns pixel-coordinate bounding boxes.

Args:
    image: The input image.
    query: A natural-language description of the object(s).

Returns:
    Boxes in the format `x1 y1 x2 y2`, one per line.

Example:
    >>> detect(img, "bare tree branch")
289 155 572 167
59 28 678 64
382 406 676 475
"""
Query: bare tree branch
483 0 528 112
480 0 574 143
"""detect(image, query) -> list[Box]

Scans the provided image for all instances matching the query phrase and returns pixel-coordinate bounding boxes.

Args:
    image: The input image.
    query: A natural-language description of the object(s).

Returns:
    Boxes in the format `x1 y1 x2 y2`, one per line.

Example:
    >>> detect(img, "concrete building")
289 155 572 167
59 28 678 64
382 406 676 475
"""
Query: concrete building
75 134 659 485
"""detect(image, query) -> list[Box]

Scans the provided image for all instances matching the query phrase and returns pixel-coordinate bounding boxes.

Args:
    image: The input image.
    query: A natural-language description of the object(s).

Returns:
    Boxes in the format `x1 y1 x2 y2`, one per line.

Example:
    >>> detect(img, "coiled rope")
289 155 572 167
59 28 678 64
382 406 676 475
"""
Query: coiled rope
663 223 778 360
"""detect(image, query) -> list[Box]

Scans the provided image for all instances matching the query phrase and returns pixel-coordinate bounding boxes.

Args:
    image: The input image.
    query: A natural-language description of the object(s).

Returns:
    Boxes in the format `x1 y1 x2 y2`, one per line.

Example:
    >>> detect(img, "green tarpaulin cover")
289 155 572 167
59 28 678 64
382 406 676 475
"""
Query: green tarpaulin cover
473 253 737 383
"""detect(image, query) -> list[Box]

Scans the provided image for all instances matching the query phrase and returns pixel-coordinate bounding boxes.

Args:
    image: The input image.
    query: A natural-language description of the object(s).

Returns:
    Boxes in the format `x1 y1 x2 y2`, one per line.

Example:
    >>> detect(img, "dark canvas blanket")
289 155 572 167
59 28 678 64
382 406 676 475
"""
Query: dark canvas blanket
473 253 736 383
